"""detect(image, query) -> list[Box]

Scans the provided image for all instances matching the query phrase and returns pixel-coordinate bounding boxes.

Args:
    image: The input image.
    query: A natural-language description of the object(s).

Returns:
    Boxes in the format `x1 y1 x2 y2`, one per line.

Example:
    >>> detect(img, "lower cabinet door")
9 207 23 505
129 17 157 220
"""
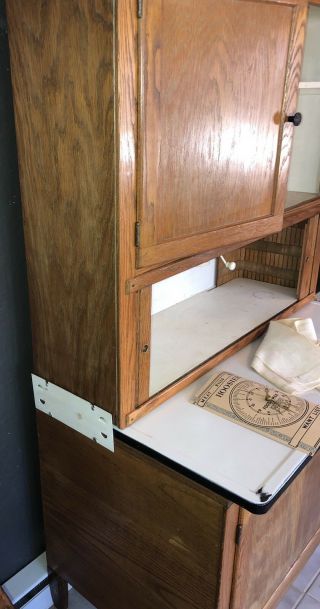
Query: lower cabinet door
37 411 238 609
231 450 320 609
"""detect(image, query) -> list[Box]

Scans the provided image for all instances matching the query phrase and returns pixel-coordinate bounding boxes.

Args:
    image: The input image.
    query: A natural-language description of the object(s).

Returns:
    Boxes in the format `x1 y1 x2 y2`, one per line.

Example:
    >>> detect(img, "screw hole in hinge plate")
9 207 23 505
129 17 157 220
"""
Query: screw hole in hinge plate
32 373 114 452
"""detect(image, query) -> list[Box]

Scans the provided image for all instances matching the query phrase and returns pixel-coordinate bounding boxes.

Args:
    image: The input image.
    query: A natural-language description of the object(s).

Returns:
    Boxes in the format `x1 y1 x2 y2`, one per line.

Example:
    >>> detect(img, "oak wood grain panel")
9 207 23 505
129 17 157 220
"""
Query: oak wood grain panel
218 504 240 609
275 2 308 224
297 215 319 298
128 294 315 425
231 449 320 609
284 196 320 227
7 0 117 414
137 0 301 267
138 216 283 268
37 411 233 609
241 224 304 289
310 220 320 294
137 287 152 404
128 237 264 293
116 0 140 426
128 197 320 293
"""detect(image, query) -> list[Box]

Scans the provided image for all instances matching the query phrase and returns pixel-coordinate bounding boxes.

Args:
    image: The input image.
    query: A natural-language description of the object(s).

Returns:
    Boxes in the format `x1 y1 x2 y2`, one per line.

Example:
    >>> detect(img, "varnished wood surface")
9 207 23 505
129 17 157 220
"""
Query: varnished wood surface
38 411 234 609
218 504 240 609
137 0 301 267
310 220 320 293
137 217 283 268
231 449 320 609
128 293 315 425
242 225 304 289
116 0 141 427
284 196 320 227
137 288 152 405
7 1 118 415
274 3 308 229
286 191 319 208
297 215 319 298
217 224 304 288
0 588 13 609
128 197 320 293
128 238 263 293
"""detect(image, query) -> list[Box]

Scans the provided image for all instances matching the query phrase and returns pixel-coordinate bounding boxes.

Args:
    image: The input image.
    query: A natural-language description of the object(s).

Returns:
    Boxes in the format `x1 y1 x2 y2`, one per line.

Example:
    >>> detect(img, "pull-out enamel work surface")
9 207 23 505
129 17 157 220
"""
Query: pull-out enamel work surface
119 301 320 512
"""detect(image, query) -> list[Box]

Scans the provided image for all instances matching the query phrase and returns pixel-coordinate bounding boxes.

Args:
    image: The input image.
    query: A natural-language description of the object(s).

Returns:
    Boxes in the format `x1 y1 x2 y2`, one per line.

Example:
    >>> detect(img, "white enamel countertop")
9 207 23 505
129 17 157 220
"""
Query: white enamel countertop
117 301 320 510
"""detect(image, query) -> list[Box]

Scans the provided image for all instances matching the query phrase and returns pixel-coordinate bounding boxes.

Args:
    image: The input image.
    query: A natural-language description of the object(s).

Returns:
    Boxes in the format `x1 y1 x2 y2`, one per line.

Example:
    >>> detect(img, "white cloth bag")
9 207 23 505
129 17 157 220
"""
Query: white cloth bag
252 318 320 394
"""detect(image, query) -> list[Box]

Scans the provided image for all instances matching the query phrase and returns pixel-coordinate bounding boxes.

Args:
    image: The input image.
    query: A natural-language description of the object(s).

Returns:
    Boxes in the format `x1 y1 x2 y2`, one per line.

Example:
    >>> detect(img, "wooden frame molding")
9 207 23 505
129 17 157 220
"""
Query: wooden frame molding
127 198 320 294
297 215 320 298
127 293 316 426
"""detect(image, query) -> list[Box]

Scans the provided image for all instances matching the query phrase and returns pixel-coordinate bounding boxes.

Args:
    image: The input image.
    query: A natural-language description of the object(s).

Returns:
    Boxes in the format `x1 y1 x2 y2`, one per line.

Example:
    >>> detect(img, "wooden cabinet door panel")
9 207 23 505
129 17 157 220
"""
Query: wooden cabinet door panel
137 0 307 267
231 450 320 609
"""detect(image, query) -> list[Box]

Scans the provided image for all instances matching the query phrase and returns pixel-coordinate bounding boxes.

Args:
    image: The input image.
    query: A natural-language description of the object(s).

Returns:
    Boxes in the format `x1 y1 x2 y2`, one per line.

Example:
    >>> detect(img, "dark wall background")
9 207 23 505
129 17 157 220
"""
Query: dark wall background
0 1 44 583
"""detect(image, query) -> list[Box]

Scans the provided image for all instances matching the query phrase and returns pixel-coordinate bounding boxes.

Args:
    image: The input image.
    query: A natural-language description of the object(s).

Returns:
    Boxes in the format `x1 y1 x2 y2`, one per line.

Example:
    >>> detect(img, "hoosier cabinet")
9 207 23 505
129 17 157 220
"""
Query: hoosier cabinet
6 0 320 426
5 0 320 608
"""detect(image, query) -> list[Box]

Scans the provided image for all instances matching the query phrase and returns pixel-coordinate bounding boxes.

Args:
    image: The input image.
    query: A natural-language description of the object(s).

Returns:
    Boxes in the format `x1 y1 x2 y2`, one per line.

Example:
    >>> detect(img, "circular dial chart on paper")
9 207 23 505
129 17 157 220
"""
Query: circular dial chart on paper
229 380 308 428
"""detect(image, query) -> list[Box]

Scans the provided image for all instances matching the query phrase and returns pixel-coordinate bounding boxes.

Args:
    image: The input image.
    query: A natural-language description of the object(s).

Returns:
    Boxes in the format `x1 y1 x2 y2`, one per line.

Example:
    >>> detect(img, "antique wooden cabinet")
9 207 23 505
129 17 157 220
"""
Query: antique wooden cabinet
5 1 320 609
6 0 318 428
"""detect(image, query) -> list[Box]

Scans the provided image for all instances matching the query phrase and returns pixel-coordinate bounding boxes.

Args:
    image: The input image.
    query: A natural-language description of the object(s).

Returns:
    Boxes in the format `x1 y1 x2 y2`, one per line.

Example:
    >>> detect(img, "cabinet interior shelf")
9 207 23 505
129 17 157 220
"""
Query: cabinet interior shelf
286 191 320 208
150 278 297 396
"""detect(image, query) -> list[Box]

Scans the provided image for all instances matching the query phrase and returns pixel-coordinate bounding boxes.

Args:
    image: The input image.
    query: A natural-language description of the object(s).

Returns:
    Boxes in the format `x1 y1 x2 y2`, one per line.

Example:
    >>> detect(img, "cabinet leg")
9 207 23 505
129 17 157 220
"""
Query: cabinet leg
48 567 68 609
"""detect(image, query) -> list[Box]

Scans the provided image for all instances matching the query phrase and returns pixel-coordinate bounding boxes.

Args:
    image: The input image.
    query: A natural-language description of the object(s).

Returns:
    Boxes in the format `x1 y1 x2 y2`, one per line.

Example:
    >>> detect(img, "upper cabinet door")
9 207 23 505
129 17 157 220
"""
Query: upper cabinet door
136 0 307 267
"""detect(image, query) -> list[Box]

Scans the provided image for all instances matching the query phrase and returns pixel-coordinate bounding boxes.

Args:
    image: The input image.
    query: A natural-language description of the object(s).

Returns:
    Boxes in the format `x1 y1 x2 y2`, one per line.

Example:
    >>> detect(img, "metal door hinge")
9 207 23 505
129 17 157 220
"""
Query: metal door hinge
32 374 114 452
235 524 243 546
137 0 143 18
135 221 141 247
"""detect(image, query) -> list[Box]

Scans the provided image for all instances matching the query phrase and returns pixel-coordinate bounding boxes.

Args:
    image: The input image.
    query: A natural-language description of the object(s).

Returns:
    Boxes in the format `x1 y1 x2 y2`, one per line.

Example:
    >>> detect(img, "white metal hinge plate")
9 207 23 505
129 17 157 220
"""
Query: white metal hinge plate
32 374 114 452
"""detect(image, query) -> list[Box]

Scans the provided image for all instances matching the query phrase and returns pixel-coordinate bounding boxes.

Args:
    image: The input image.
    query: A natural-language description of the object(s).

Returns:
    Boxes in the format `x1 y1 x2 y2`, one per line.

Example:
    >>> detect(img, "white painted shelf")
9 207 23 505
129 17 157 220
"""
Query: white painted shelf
150 278 297 396
119 301 320 509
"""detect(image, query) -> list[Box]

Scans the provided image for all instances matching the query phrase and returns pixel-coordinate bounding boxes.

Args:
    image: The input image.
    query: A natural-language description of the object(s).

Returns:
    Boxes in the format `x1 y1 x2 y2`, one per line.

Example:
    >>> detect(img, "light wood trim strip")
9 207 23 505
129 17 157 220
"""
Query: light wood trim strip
128 237 276 293
297 215 319 299
284 197 320 227
117 0 140 427
273 2 308 220
137 288 152 405
217 504 240 609
125 293 315 426
137 216 283 268
129 201 320 293
310 220 320 294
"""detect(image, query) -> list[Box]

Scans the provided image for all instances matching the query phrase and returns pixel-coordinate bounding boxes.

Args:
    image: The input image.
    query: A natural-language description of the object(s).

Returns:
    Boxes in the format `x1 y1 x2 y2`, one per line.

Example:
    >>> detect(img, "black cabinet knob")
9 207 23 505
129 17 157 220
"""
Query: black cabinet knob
287 112 302 126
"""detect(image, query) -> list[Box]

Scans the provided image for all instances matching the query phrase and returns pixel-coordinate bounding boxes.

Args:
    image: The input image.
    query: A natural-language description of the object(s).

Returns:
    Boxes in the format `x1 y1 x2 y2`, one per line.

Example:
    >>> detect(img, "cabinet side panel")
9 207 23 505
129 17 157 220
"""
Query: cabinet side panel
6 0 117 415
37 412 231 609
232 450 320 609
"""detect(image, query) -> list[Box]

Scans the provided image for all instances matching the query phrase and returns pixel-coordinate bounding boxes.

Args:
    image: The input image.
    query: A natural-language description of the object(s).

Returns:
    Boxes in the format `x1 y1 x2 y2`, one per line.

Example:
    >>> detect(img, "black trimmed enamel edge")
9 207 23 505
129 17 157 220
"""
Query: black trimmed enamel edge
114 429 313 515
